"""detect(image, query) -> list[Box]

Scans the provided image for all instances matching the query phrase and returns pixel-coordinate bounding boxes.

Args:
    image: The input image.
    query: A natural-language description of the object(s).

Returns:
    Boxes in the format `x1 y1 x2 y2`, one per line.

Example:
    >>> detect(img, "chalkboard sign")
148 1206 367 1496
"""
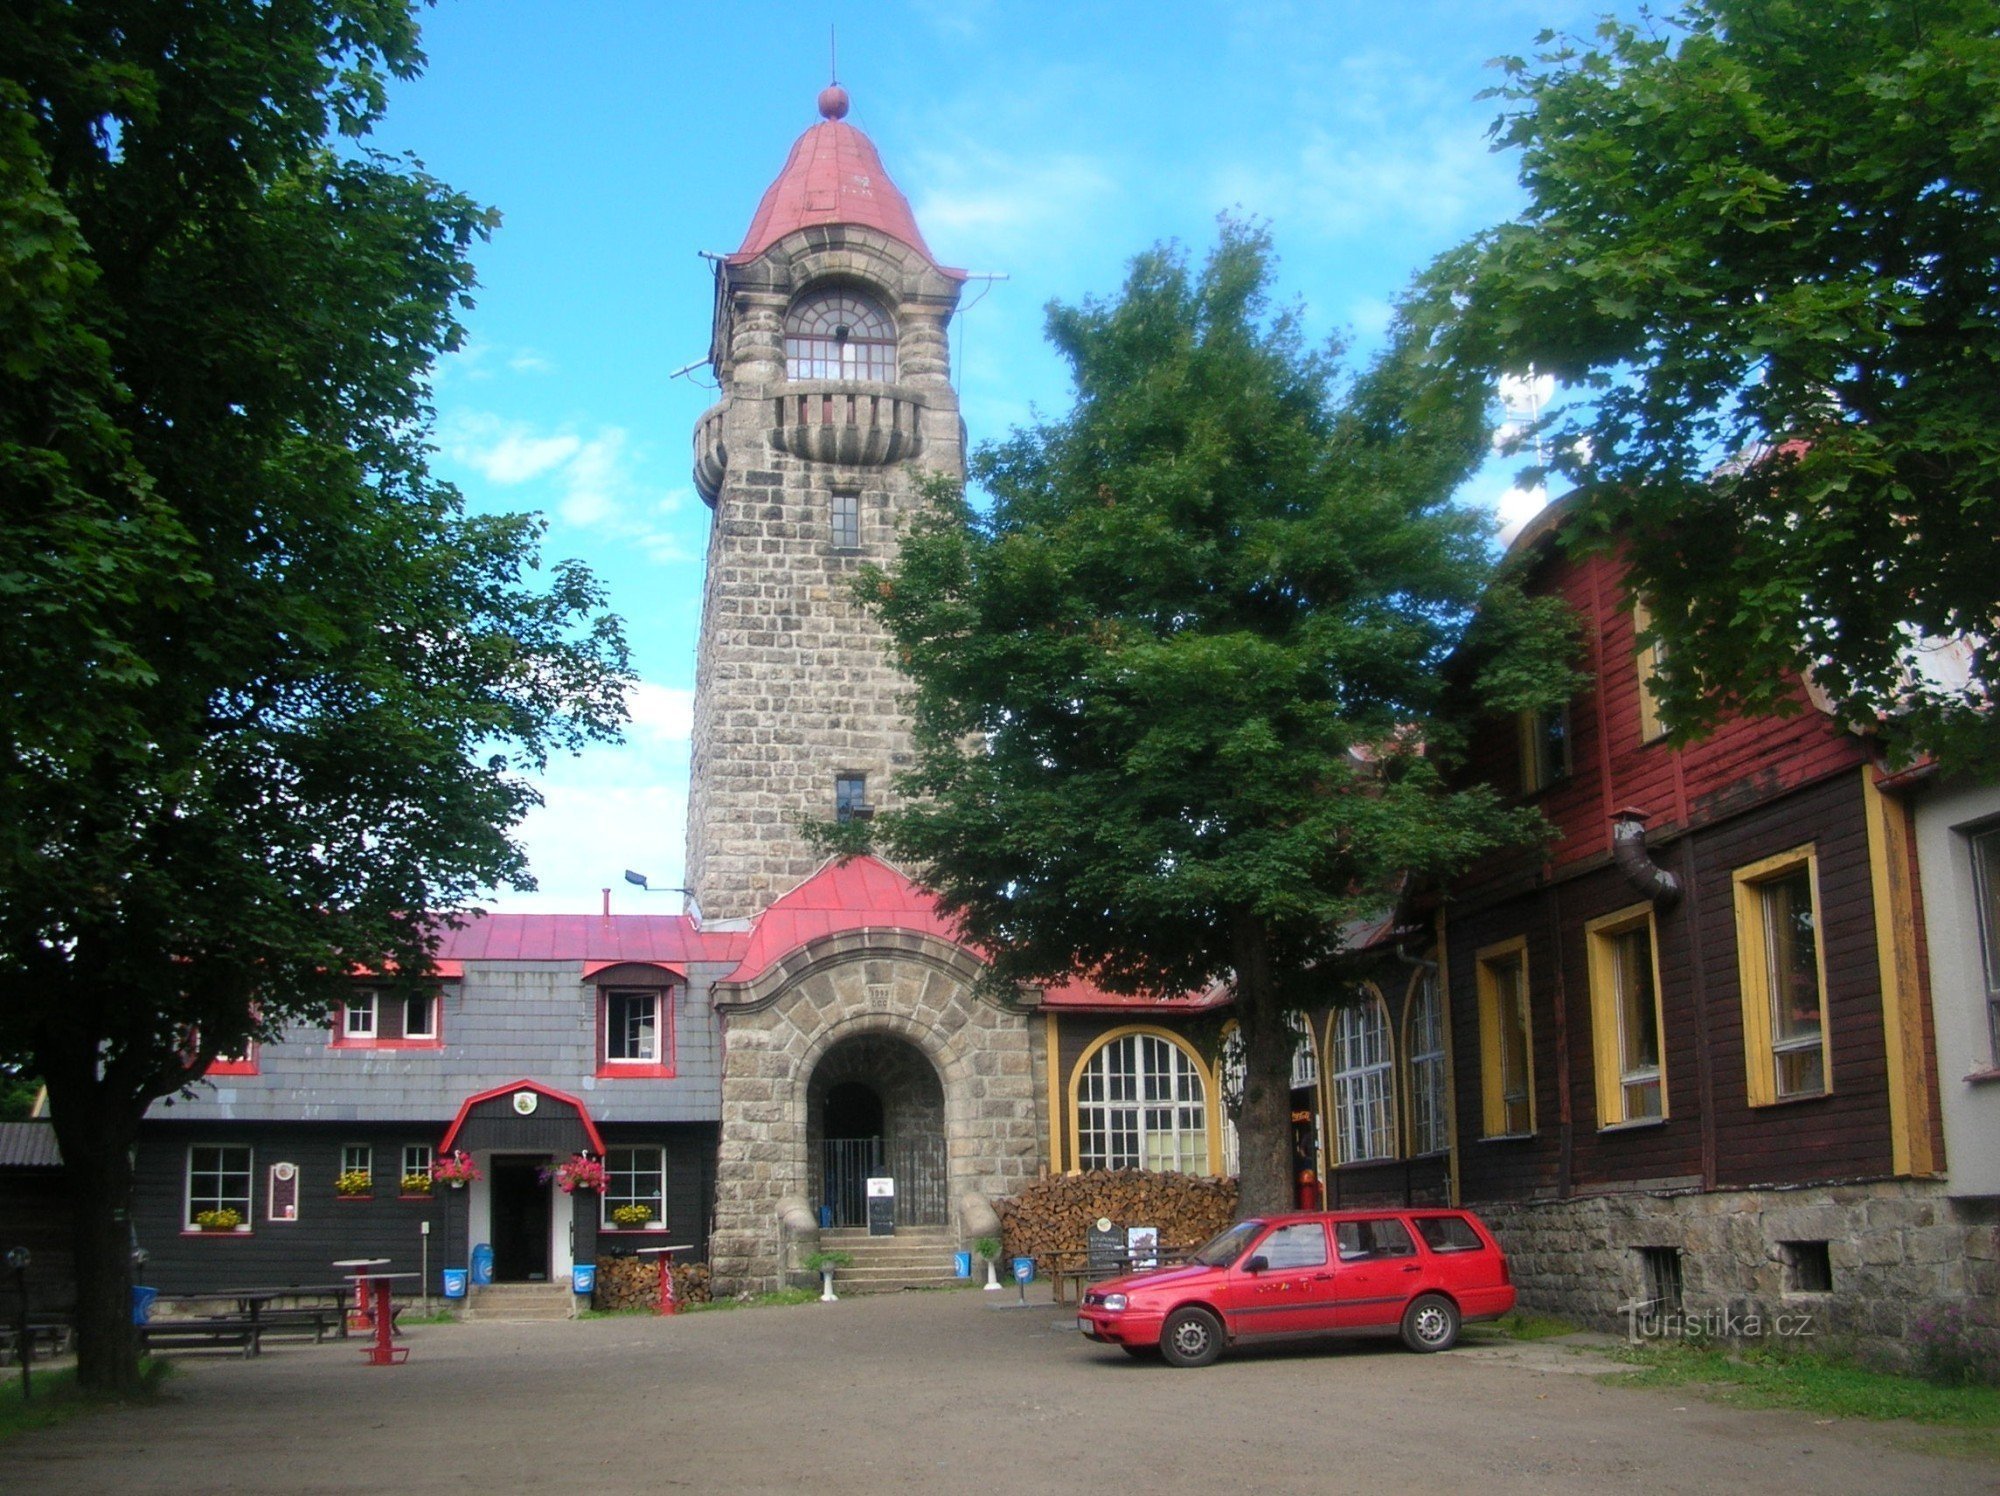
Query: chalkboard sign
865 1176 895 1236
1086 1222 1124 1276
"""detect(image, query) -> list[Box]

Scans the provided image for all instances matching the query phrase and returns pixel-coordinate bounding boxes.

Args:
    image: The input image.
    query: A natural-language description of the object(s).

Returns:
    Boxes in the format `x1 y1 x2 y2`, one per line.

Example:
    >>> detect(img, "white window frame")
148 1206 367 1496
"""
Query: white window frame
605 989 659 1064
341 1144 373 1186
402 1145 433 1186
1330 995 1396 1164
186 1144 253 1228
402 992 437 1039
603 1146 667 1230
1405 969 1450 1157
343 990 378 1038
1587 905 1668 1125
1972 824 2000 1064
1075 1032 1209 1174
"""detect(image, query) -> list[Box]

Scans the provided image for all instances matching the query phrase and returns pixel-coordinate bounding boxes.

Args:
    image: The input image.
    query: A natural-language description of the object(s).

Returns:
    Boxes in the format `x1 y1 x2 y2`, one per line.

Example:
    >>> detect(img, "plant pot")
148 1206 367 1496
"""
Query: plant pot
819 1267 838 1303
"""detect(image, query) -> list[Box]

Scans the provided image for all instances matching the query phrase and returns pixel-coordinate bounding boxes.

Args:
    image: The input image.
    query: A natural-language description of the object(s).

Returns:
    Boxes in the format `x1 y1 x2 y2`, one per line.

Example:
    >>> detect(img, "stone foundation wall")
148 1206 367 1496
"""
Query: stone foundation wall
1476 1180 2000 1367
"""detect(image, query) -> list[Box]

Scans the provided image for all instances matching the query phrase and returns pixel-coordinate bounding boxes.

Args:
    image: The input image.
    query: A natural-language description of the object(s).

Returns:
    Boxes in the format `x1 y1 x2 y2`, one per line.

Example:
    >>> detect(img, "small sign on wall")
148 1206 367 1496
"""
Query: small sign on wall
268 1162 299 1223
865 1176 895 1236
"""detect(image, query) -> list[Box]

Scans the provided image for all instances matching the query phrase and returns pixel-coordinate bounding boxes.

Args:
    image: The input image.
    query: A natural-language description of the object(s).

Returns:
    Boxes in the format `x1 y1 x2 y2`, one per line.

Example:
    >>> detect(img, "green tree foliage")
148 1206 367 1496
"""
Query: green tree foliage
857 224 1575 1215
1429 0 2000 767
0 2 630 1389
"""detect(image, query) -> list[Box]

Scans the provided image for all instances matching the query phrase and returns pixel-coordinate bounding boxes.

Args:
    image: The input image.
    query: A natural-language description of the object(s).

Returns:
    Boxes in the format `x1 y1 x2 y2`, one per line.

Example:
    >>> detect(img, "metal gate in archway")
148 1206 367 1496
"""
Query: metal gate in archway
819 1134 947 1227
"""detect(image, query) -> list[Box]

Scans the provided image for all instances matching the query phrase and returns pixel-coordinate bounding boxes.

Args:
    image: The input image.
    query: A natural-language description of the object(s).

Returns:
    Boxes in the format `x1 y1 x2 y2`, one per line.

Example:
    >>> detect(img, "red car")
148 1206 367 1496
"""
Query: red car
1076 1208 1516 1367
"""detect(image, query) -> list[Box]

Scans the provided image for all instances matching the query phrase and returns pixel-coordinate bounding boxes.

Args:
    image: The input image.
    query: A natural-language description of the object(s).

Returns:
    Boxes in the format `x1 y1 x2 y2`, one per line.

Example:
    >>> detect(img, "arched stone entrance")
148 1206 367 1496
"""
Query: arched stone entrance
807 1035 947 1227
705 930 1045 1293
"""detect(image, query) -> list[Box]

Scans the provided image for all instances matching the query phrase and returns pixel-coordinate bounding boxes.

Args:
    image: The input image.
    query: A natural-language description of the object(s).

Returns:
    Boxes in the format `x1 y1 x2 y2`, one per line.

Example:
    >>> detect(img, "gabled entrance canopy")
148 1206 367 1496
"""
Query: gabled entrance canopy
440 1079 606 1157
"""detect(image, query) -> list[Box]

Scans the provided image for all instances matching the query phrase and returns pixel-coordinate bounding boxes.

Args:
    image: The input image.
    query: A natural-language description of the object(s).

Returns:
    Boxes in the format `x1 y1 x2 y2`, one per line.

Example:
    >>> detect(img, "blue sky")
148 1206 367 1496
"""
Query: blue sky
376 0 1614 913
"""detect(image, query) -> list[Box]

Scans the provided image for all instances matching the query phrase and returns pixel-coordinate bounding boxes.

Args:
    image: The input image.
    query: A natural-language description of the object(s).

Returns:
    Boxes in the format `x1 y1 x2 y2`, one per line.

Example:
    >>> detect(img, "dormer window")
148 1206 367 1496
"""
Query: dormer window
785 288 895 381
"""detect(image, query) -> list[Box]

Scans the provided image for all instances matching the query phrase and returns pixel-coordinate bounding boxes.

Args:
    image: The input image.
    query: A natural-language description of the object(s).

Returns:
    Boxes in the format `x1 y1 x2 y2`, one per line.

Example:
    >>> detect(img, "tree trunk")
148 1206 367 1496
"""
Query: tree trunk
44 1064 145 1394
1231 918 1297 1219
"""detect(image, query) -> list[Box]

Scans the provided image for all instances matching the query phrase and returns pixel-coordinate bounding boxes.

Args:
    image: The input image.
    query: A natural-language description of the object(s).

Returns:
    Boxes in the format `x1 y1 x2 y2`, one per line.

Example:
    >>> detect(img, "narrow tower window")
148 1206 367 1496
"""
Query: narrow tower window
830 489 860 549
785 288 896 381
835 774 871 823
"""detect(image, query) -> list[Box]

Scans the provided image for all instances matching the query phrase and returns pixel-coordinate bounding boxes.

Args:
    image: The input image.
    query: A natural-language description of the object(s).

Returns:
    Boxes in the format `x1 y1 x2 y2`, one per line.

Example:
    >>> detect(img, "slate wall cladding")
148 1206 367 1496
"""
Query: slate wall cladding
686 224 966 922
149 961 725 1125
705 933 1044 1295
1480 1181 2000 1369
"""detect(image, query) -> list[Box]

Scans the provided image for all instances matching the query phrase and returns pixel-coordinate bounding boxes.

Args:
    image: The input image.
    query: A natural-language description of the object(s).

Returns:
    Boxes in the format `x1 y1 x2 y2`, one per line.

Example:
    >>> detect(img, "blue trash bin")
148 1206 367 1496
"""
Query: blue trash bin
571 1264 596 1296
131 1286 158 1325
818 1204 834 1229
1012 1256 1035 1283
953 1251 972 1278
470 1243 494 1286
441 1269 467 1300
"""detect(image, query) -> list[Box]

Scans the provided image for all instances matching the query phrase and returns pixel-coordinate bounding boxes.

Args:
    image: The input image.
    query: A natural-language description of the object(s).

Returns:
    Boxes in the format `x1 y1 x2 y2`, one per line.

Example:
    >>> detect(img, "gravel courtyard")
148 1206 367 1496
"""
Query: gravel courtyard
8 1289 1994 1494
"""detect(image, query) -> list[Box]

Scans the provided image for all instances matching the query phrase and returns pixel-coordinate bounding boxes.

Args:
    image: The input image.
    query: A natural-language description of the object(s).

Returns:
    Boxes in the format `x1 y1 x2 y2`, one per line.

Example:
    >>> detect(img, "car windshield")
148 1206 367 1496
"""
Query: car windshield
1190 1221 1263 1267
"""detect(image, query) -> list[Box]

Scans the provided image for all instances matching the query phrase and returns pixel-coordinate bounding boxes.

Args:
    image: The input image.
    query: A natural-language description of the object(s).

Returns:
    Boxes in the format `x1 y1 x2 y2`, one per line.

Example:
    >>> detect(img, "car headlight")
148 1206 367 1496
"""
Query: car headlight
1101 1293 1128 1312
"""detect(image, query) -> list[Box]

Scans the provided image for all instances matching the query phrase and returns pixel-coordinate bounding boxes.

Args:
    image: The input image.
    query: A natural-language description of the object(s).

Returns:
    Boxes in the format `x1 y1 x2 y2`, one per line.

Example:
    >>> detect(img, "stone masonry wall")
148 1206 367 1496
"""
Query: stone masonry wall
1478 1180 2000 1369
706 933 1044 1295
687 227 964 921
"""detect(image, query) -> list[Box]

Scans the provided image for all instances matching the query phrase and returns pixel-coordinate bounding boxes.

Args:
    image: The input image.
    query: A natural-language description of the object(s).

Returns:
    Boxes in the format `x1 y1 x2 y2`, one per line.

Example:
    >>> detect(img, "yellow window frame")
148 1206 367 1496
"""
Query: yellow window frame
1475 937 1535 1137
1632 596 1670 743
1733 846 1832 1106
1584 903 1669 1127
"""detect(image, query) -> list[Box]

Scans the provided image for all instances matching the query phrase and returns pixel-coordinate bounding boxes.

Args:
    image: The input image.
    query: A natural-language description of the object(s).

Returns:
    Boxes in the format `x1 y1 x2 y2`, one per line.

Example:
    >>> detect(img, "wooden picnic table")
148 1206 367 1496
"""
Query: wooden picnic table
1041 1245 1195 1305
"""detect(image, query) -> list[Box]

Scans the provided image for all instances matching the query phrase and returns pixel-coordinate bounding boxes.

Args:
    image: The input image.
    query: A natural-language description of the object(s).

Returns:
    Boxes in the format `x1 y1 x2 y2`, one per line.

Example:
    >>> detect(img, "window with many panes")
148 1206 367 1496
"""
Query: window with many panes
1076 1032 1209 1173
341 1144 373 1187
1330 997 1395 1164
1734 849 1829 1103
830 488 860 550
1477 940 1535 1135
604 1147 666 1230
187 1145 252 1228
1973 825 2000 1063
1587 906 1667 1125
784 288 896 381
402 1145 433 1193
1406 970 1450 1156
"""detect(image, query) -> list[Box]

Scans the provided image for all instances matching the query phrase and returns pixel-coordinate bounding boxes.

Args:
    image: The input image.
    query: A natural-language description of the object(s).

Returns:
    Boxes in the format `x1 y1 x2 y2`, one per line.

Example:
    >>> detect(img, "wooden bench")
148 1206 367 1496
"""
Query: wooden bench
139 1318 262 1357
1044 1246 1194 1305
252 1306 346 1343
0 1320 73 1364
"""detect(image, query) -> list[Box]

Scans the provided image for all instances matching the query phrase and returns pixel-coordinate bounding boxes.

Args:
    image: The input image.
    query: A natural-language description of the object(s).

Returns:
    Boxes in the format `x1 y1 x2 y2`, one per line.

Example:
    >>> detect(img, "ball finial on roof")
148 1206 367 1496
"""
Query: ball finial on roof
818 84 850 120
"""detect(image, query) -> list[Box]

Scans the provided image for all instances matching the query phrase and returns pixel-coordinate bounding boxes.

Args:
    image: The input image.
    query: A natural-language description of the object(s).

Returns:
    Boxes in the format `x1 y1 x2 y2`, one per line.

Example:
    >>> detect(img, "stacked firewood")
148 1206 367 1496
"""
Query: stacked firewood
592 1255 713 1310
997 1171 1239 1260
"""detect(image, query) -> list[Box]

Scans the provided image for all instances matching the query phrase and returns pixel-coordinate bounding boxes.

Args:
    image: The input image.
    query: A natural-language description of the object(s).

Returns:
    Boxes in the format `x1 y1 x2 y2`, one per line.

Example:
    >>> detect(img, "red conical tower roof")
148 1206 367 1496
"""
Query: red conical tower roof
729 87 961 276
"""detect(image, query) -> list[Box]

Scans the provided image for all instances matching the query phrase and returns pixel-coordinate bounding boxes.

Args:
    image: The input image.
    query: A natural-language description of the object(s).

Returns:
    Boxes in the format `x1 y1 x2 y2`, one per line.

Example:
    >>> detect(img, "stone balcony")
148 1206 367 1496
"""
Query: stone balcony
693 381 929 504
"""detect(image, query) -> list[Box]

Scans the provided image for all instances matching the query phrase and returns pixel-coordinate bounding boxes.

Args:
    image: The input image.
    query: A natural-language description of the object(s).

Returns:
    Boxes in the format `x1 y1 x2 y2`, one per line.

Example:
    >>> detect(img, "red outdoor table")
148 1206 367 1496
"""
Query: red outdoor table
634 1245 695 1316
342 1271 418 1365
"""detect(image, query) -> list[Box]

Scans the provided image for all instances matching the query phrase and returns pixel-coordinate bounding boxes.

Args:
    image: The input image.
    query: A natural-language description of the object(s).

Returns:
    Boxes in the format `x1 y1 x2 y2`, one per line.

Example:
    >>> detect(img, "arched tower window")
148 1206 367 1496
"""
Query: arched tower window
784 287 896 381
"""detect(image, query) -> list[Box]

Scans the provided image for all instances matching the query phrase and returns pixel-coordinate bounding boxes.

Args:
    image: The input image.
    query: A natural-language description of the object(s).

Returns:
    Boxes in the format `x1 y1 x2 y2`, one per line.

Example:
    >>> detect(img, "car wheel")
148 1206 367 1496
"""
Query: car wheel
1400 1293 1460 1353
1159 1306 1224 1368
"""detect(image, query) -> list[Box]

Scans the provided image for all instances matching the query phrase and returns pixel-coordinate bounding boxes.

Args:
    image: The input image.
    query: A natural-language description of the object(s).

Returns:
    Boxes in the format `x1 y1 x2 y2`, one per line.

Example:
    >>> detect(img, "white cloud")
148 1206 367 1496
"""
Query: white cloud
912 148 1119 262
438 412 694 565
626 681 695 744
433 339 553 387
477 767 688 915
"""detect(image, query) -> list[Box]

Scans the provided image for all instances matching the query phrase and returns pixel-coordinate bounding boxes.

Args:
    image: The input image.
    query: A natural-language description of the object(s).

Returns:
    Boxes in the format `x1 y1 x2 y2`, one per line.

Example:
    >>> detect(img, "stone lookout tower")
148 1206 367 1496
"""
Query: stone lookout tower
688 83 968 922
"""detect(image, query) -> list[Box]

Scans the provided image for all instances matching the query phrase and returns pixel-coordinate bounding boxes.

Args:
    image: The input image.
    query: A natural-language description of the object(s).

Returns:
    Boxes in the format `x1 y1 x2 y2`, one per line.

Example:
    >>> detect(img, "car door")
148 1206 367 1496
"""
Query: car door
1220 1220 1336 1339
1331 1216 1424 1329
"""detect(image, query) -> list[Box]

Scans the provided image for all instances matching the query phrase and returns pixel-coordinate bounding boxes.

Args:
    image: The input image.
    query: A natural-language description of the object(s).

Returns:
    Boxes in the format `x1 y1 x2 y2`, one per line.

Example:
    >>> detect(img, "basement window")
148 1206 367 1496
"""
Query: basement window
1638 1246 1684 1319
1781 1240 1833 1295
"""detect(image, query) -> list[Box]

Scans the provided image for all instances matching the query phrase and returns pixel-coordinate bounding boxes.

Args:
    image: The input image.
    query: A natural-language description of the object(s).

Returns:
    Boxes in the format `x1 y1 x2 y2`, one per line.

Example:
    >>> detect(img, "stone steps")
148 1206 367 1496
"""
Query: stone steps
816 1227 969 1294
464 1282 575 1321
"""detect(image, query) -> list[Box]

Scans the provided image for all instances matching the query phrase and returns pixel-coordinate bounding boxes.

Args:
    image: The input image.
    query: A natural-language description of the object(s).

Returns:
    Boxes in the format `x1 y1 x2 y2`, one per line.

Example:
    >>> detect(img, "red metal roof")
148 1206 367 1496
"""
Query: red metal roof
731 97 962 276
435 914 744 966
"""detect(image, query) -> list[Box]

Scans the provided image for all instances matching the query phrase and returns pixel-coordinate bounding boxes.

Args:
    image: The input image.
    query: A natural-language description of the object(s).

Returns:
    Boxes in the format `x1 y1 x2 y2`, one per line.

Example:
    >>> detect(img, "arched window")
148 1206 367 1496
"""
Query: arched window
1330 995 1395 1164
1406 968 1449 1156
1076 1032 1209 1173
784 287 896 381
1289 1011 1319 1090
